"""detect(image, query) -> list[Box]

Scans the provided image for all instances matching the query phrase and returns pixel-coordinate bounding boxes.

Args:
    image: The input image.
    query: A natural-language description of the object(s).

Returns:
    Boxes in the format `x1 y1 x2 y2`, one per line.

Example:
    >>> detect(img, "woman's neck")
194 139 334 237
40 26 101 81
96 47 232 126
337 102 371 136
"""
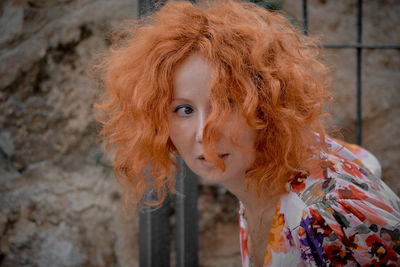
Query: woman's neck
222 176 278 216
222 176 281 267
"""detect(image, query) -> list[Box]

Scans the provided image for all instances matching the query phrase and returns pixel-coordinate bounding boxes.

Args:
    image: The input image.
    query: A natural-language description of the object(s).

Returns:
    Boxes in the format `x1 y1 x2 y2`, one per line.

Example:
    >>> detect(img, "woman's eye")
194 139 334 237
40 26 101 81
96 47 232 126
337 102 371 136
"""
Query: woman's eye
173 105 194 117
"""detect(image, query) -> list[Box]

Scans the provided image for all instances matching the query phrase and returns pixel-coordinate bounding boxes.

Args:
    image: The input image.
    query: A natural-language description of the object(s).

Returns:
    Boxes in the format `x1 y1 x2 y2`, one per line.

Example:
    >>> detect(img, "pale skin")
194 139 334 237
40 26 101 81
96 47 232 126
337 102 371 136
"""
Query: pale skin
168 53 280 267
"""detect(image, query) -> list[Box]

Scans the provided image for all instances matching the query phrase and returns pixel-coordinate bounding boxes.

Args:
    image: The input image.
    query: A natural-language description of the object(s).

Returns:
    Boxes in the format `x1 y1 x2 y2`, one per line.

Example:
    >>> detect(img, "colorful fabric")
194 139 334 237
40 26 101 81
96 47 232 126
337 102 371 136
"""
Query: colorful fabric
239 138 400 266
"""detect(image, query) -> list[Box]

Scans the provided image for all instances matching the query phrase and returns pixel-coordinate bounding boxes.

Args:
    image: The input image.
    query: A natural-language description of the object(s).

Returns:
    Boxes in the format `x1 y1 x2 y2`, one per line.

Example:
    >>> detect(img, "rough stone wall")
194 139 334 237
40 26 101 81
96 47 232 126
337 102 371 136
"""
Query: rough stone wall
0 0 398 266
0 1 139 266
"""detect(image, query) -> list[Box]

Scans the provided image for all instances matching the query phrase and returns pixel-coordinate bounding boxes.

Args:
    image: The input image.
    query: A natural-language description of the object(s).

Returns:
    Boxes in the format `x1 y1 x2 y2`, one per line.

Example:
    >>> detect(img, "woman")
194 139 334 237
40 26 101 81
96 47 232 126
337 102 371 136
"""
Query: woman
96 1 400 266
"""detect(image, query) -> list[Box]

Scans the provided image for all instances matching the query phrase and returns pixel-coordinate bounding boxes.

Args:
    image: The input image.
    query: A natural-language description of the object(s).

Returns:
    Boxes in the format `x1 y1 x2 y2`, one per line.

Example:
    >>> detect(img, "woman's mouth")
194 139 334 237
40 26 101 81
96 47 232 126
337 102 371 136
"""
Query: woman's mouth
198 153 229 168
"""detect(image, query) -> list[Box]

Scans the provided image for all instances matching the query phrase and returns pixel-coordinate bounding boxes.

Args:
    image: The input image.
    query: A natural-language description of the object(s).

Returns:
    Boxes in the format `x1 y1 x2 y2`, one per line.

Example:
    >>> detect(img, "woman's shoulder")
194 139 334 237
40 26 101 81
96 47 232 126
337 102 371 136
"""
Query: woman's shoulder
287 146 400 232
285 139 400 265
327 137 382 179
288 139 398 210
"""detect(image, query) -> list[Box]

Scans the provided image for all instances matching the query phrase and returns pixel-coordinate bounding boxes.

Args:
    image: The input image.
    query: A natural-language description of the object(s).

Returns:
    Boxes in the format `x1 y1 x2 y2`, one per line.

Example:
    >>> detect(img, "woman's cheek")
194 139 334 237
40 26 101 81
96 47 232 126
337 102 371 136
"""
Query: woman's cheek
169 119 188 149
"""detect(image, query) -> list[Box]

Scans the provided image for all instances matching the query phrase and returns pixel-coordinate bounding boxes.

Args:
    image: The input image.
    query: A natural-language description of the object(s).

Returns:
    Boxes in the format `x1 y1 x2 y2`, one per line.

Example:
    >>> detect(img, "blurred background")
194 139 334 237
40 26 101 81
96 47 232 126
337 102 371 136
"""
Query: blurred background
0 0 399 266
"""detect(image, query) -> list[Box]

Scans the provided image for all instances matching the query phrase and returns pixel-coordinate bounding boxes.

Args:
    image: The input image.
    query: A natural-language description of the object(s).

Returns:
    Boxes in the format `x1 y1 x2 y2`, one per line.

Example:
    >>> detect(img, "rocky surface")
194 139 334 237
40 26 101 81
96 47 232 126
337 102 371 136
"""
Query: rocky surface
0 163 138 267
0 0 399 266
0 0 140 266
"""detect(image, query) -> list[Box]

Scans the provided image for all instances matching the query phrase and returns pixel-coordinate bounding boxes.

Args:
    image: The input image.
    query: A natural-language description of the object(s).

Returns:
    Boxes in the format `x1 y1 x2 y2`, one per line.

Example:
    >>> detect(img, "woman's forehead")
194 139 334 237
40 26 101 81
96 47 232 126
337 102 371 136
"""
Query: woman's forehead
173 53 213 98
174 53 213 81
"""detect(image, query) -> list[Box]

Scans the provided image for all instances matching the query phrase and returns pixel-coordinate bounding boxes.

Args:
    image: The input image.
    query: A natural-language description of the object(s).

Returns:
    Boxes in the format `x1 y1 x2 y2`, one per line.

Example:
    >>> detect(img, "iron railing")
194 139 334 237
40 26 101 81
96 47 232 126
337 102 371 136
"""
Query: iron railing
138 157 198 267
300 0 400 145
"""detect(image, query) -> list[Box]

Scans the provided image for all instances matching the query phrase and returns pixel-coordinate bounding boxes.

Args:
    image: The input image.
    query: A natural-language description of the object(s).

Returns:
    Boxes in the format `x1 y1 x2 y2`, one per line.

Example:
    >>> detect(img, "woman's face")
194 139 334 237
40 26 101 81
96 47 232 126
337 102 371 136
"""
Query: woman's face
168 53 257 186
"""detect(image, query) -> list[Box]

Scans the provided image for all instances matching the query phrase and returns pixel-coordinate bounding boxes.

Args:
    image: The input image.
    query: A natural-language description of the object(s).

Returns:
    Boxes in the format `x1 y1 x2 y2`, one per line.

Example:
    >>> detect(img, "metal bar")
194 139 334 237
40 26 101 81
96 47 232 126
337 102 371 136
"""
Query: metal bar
357 0 362 45
323 44 400 49
302 0 308 35
356 48 362 145
175 158 199 267
137 1 172 266
138 195 171 267
138 0 151 17
356 0 363 145
138 0 167 17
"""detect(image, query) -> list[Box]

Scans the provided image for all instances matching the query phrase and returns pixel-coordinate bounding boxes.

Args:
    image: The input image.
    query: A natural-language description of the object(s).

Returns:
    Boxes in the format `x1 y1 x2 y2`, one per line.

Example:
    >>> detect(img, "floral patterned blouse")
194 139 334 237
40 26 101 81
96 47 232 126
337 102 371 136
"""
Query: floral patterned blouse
239 138 400 266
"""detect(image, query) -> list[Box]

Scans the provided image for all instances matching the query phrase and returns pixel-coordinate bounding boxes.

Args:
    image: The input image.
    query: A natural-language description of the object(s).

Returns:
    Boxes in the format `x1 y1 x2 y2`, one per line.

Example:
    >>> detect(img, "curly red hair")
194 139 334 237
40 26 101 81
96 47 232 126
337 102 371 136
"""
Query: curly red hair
95 0 331 208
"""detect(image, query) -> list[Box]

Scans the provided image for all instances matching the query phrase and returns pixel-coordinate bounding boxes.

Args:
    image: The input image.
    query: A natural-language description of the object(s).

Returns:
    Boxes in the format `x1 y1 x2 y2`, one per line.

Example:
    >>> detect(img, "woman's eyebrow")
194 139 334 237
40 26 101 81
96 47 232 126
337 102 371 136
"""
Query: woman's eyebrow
171 97 192 102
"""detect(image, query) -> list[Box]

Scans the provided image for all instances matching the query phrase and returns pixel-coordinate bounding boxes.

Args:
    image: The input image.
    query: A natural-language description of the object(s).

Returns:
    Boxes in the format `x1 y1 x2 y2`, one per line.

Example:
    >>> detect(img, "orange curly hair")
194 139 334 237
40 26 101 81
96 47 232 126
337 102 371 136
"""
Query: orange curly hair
95 0 331 208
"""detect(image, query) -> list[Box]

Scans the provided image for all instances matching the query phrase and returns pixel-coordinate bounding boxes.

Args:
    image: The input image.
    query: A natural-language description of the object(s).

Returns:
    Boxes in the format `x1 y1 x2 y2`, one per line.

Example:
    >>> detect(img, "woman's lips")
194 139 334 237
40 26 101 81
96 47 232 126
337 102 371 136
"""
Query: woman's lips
198 154 229 168
199 158 215 168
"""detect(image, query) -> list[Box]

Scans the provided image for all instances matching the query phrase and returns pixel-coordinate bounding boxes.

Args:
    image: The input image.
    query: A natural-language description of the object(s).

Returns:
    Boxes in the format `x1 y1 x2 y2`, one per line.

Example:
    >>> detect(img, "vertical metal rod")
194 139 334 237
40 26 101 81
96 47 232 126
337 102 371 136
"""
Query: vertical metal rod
175 158 199 267
138 194 171 267
138 0 151 18
139 0 167 18
356 0 363 145
302 0 308 35
137 1 172 266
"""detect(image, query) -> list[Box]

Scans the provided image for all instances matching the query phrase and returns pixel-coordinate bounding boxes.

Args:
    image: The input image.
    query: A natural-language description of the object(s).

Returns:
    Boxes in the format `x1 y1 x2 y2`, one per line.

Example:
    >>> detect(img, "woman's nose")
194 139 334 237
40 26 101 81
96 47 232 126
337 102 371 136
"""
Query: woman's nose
195 114 205 144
